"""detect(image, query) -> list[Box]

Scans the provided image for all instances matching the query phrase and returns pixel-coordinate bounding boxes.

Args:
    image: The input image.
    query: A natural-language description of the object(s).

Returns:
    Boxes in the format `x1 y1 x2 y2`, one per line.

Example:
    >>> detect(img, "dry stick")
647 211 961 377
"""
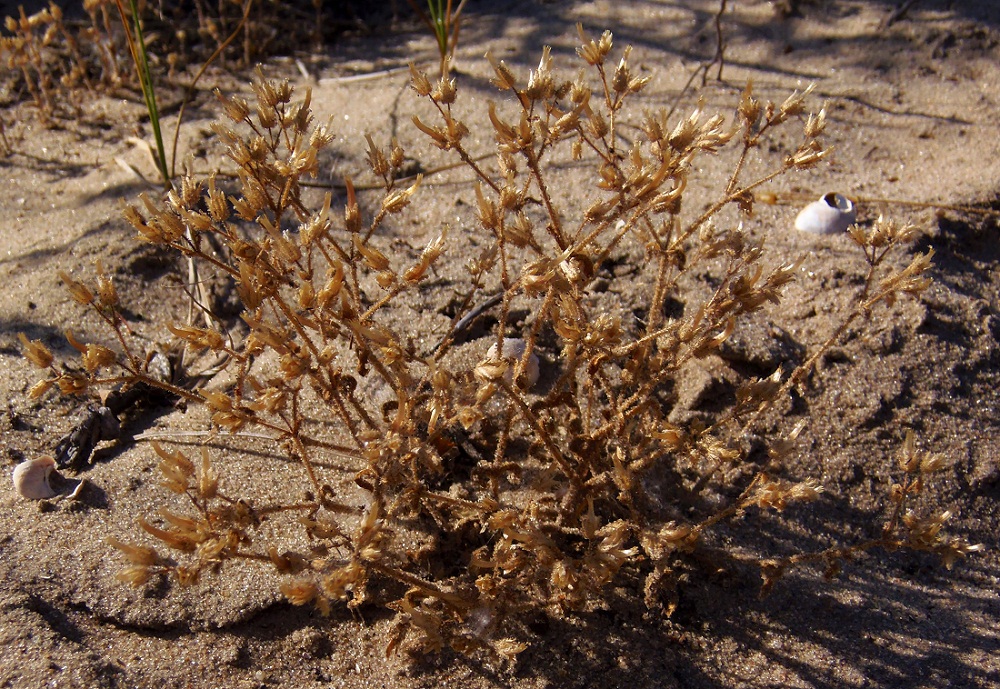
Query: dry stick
447 0 470 63
525 152 568 250
854 196 997 216
594 63 620 155
403 0 439 49
315 128 968 225
690 474 764 539
105 363 355 458
585 257 745 444
450 291 503 340
431 268 492 357
169 0 254 177
94 309 144 374
169 231 242 278
183 238 214 337
0 114 10 154
488 407 514 498
664 62 705 124
318 66 410 84
644 250 673 339
738 272 879 434
93 372 202 406
725 137 757 198
495 276 513 356
418 488 491 514
496 377 580 486
271 295 322 360
516 287 554 385
755 190 998 218
881 0 920 29
688 166 791 239
368 561 469 610
448 137 502 195
360 282 406 322
300 152 490 193
325 382 366 447
134 429 278 442
286 398 325 497
163 0 252 362
710 0 728 83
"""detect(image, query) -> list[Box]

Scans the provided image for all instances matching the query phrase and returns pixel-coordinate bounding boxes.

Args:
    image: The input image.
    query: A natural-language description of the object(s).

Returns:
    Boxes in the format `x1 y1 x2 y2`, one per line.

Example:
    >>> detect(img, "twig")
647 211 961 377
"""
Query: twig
705 0 728 84
170 0 255 178
317 66 410 85
132 429 276 442
450 291 503 342
0 113 11 155
882 0 920 29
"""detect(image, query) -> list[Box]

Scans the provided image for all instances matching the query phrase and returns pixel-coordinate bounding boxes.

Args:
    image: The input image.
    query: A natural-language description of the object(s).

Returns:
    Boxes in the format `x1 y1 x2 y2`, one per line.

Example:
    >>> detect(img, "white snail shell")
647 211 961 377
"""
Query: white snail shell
486 338 540 389
794 193 857 235
12 456 58 500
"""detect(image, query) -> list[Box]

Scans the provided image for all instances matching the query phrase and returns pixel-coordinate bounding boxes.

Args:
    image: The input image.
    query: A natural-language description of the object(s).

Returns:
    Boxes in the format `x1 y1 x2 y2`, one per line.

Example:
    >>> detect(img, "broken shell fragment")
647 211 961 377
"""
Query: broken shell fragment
12 456 58 500
486 338 540 389
794 192 857 235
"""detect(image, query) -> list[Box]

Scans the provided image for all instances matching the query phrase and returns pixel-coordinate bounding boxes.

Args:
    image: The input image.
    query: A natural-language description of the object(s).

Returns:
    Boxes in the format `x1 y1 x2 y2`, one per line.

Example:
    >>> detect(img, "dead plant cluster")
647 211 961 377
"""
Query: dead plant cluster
1 0 124 116
0 0 331 120
20 30 980 657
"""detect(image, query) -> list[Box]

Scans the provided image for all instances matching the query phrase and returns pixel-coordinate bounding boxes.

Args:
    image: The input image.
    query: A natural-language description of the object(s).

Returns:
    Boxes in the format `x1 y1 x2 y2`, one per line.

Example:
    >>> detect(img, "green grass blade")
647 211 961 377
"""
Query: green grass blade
117 0 170 189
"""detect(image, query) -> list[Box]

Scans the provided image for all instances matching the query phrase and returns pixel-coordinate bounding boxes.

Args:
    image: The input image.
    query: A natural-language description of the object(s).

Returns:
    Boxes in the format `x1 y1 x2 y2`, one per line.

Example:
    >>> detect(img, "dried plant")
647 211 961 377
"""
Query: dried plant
1 0 319 121
21 29 980 657
1 0 123 117
760 430 985 594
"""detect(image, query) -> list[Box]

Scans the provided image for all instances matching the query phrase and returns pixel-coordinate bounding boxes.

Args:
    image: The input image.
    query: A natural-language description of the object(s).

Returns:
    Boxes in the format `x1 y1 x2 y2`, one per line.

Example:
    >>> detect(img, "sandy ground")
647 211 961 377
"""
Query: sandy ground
1 1 999 687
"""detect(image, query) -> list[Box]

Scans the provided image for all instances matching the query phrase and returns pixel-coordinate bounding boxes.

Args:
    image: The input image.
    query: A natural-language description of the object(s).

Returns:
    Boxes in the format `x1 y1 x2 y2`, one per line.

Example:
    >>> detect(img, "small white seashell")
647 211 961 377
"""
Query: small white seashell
486 338 540 389
12 456 58 500
794 192 857 235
